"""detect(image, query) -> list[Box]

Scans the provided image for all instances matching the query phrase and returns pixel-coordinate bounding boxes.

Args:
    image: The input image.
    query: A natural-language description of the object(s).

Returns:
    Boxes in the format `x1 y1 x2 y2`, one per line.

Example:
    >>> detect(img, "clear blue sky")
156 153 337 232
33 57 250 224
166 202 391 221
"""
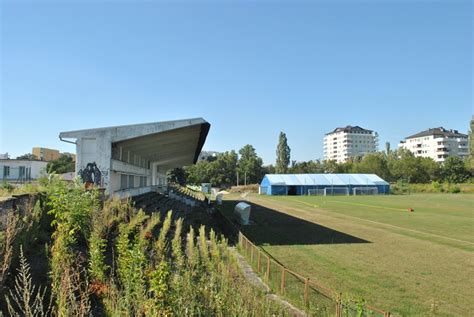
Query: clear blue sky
1 0 472 164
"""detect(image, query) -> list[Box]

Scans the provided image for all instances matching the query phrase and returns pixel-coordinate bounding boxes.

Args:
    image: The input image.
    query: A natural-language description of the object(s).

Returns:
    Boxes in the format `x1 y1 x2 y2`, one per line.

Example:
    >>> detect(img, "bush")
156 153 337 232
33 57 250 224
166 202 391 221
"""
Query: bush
3 180 290 316
391 180 410 195
1 181 14 193
431 181 443 193
447 184 461 194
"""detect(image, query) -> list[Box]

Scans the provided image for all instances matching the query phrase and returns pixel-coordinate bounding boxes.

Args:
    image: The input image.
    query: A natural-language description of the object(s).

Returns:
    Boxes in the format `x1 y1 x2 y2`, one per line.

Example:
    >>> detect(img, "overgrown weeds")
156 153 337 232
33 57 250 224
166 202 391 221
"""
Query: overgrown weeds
2 179 288 316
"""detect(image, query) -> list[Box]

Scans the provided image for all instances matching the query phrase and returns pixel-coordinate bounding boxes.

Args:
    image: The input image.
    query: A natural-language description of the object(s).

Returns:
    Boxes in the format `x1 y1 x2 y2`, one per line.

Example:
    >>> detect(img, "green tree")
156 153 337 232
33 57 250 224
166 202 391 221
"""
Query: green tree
262 164 276 175
440 156 470 183
237 145 264 185
275 132 290 174
16 153 38 160
209 151 238 186
185 151 238 187
167 168 186 185
468 117 474 174
323 160 348 173
289 160 324 174
47 154 75 174
387 149 438 183
185 161 211 185
352 152 391 180
385 142 391 155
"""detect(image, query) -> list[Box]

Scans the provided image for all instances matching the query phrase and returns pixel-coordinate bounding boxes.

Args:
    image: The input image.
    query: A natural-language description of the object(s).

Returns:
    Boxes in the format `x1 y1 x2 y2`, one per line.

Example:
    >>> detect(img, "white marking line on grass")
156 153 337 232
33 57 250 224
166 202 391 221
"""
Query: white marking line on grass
257 196 474 246
325 200 406 212
283 197 319 208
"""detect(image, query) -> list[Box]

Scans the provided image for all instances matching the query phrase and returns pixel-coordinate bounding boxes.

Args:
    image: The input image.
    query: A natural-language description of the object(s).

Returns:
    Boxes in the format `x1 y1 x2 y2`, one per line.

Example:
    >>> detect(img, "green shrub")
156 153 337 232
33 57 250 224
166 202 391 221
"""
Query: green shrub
391 180 410 195
3 180 289 316
1 181 14 192
431 181 443 193
447 184 461 193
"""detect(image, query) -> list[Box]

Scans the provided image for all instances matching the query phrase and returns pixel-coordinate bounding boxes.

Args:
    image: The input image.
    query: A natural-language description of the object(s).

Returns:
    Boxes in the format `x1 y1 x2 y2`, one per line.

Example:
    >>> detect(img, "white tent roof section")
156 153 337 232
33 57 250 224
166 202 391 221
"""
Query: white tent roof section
263 174 389 186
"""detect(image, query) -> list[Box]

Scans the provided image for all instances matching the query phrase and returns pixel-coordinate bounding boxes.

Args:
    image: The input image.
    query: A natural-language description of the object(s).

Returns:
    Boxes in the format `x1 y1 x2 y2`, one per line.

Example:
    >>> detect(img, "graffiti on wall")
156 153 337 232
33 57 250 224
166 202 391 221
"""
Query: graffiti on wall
78 162 103 186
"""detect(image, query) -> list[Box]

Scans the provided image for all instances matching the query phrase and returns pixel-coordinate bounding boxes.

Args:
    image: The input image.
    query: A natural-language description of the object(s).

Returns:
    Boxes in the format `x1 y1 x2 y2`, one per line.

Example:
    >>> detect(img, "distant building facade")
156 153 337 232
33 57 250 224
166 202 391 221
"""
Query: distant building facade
398 127 468 163
0 159 48 182
323 126 378 163
32 147 60 161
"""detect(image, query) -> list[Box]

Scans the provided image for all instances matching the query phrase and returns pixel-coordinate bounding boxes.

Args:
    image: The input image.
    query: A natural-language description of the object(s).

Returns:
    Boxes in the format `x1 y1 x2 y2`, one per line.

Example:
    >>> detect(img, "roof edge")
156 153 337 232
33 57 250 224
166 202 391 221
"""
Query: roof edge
59 117 207 139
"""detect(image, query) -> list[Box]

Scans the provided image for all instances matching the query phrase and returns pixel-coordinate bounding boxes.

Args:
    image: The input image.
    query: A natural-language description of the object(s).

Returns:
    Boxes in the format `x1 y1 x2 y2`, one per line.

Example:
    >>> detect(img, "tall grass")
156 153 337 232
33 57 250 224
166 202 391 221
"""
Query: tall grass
3 180 289 316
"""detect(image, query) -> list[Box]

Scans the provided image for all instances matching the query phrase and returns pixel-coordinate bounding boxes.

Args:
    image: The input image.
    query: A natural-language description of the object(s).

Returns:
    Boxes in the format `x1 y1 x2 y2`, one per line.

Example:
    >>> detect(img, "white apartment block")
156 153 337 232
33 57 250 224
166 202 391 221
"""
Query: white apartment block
398 127 468 163
323 126 378 163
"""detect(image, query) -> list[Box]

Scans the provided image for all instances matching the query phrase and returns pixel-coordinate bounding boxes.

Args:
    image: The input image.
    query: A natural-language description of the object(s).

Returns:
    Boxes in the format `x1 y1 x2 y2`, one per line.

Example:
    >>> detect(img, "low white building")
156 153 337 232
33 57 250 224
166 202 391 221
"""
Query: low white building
59 118 210 198
323 126 378 163
398 127 468 163
0 159 48 182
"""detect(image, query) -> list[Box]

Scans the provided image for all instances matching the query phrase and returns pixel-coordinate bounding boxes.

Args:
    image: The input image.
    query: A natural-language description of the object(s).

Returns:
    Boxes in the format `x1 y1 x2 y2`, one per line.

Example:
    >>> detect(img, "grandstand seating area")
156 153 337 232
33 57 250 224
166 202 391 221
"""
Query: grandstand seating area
131 187 220 235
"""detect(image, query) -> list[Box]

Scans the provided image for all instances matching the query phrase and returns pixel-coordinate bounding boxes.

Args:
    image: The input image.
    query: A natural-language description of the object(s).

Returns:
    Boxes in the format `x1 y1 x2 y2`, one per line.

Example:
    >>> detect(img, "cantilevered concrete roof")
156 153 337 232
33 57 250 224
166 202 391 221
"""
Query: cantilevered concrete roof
60 118 210 167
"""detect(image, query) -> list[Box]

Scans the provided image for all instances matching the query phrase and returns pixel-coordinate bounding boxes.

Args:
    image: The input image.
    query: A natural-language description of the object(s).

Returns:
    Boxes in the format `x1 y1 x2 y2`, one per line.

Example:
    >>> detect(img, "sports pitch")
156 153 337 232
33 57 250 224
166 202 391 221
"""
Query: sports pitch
222 193 474 316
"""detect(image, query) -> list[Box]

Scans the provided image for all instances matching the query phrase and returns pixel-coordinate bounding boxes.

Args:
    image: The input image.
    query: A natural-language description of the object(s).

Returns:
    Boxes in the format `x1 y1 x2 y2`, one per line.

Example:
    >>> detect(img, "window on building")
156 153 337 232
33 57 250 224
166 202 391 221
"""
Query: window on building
19 166 26 178
120 174 128 189
140 176 146 187
3 166 10 178
129 175 134 188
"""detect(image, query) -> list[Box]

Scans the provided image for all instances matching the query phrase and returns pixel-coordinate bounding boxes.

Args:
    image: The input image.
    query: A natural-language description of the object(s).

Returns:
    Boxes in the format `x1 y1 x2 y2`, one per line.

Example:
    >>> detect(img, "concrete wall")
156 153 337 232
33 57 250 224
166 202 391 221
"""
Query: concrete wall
74 137 155 195
0 194 39 226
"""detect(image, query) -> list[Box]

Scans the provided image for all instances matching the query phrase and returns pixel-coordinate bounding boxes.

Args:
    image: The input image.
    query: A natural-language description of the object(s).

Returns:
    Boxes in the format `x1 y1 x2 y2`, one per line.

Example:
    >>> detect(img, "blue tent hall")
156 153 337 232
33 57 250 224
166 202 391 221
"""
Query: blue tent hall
259 174 390 196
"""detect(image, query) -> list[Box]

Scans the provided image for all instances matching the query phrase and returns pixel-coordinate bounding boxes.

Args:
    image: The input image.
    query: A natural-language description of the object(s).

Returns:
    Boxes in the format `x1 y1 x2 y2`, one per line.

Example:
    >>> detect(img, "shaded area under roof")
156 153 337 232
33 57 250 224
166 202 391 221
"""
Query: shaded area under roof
59 118 210 166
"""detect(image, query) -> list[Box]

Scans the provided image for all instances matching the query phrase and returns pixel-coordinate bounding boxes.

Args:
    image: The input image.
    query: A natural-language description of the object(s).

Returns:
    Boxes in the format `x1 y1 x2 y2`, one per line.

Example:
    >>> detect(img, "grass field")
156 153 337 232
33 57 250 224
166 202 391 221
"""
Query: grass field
221 193 474 316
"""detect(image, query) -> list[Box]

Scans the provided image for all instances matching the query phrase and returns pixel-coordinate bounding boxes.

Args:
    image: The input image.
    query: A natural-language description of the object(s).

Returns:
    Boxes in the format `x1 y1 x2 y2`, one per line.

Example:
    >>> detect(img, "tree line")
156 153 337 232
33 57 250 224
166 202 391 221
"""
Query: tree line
170 131 473 188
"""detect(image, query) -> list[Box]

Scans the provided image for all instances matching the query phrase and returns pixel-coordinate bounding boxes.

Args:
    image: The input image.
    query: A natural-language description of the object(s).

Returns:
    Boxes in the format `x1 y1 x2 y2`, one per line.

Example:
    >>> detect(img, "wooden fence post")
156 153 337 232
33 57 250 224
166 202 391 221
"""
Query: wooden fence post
250 244 254 264
335 292 342 317
266 256 270 282
257 250 261 272
280 267 285 294
304 278 309 307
